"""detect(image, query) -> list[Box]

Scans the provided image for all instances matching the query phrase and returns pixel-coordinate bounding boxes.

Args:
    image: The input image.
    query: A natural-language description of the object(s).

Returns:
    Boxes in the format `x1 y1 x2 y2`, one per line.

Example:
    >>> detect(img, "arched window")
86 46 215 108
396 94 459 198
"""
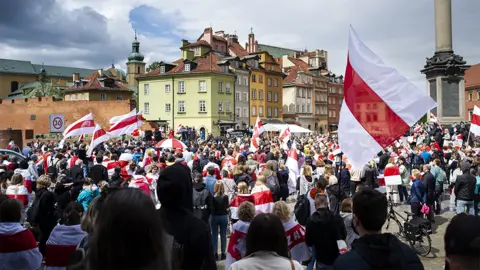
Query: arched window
137 66 140 74
11 81 19 93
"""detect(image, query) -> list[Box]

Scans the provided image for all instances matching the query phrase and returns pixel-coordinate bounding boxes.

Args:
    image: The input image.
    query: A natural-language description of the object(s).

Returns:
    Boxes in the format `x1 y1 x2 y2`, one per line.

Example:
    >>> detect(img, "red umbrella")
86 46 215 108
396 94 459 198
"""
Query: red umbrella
154 138 187 150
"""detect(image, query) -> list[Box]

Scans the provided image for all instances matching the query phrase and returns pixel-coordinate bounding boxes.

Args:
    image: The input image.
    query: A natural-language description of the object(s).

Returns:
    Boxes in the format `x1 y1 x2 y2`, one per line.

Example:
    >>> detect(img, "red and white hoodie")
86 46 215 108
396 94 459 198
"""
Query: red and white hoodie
0 222 42 270
13 168 33 194
202 162 221 180
128 175 150 197
6 185 29 208
45 224 87 270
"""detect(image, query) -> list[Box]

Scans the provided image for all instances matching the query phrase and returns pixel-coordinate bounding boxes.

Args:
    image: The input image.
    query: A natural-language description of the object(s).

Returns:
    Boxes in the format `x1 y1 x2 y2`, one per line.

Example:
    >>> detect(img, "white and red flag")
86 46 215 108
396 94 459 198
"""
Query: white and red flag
7 140 14 150
249 116 264 152
0 223 42 270
6 184 29 207
470 105 480 136
251 190 274 214
285 140 299 194
103 152 133 176
279 126 291 149
60 113 96 147
230 194 254 220
77 134 85 142
45 224 86 269
429 112 440 125
338 26 436 168
383 164 402 186
225 220 250 270
87 124 110 156
283 220 310 263
108 109 144 138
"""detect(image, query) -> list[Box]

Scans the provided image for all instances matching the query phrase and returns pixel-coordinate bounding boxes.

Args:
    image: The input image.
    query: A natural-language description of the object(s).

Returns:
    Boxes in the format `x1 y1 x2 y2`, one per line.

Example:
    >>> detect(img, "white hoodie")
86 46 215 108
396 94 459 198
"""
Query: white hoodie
0 222 42 270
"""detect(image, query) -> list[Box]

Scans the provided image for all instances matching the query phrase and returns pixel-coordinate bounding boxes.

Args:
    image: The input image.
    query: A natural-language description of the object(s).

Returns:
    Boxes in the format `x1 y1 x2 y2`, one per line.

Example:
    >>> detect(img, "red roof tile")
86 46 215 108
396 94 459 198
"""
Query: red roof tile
284 66 299 83
182 40 211 49
213 35 227 42
228 42 249 57
465 64 480 88
67 71 130 92
288 57 310 72
167 53 223 74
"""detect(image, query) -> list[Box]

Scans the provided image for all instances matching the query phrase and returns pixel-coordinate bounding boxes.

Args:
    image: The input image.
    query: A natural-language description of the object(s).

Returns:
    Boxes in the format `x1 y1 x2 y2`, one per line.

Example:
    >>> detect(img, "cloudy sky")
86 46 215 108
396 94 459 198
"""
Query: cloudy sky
1 0 478 90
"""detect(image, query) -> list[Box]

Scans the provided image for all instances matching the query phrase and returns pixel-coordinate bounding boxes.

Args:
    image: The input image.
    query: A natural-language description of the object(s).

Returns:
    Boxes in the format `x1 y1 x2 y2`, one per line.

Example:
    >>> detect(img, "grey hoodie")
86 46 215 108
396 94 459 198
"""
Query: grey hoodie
340 211 359 248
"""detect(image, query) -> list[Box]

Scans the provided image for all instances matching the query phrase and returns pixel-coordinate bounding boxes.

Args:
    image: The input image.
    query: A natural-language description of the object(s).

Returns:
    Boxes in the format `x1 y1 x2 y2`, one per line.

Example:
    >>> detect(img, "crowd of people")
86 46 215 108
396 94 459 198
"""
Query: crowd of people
0 121 479 270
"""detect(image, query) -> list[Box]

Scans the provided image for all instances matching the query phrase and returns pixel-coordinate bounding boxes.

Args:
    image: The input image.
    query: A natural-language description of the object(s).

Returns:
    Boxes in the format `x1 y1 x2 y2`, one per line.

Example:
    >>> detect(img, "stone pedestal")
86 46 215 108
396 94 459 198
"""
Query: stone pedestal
421 0 469 125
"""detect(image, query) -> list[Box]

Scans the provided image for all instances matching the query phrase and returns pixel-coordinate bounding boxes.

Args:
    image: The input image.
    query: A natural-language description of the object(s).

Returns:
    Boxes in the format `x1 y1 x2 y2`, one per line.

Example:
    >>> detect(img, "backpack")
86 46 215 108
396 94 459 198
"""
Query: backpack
265 173 280 196
27 193 42 224
192 188 209 222
294 194 310 226
47 157 60 179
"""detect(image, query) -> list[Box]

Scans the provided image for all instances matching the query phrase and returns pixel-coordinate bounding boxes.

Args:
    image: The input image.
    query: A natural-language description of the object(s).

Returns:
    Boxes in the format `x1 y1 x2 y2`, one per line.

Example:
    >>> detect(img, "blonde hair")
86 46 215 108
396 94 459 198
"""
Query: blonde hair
256 175 266 185
328 175 338 186
10 174 23 186
36 175 52 189
238 201 255 221
272 201 291 222
302 165 312 177
214 181 225 196
412 169 421 179
238 182 249 194
325 164 334 176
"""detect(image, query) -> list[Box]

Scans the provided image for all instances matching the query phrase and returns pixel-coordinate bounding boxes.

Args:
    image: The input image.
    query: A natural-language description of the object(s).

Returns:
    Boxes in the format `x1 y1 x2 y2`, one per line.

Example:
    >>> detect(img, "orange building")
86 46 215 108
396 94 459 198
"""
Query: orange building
465 64 480 121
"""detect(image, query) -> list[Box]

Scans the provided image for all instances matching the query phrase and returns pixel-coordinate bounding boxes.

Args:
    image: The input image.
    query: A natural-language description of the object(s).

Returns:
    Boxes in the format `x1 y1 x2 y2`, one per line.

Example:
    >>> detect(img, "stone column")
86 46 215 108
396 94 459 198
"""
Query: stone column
435 0 453 53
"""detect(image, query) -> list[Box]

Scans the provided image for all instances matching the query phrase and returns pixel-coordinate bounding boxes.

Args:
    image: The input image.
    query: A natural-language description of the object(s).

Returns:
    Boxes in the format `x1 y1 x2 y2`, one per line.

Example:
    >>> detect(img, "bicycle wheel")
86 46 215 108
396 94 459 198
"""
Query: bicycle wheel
408 229 432 257
393 219 406 239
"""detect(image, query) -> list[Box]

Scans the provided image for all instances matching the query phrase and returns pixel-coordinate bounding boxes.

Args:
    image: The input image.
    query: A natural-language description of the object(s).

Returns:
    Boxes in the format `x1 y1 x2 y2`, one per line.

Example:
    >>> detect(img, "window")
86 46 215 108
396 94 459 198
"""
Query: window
178 101 185 113
194 47 200 56
100 93 106 100
296 89 300 97
252 106 257 116
267 107 272 117
274 107 278 117
252 74 256 82
236 76 240 85
302 104 305 113
165 103 171 112
252 89 257 99
259 106 264 116
307 89 311 98
235 92 240 101
469 109 473 121
218 101 223 112
184 64 191 72
226 101 231 112
268 78 272 86
296 105 299 113
243 107 248 117
178 81 185 93
259 89 263 100
165 84 171 93
236 108 241 118
274 92 278 102
199 101 206 112
144 102 150 114
199 80 206 92
160 66 165 73
307 104 311 113
116 94 123 100
10 81 19 93
137 66 140 74
333 99 336 104
478 91 480 101
144 84 150 95
243 92 248 102
267 91 272 102
259 75 263 83
226 83 231 93
274 79 278 87
243 77 248 85
302 89 306 98
333 111 336 117
218 81 223 93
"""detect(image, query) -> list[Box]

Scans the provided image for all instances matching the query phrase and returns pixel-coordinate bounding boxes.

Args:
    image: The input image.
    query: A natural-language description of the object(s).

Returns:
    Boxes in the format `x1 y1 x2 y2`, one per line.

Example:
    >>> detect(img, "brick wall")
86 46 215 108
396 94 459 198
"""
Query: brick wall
0 97 138 148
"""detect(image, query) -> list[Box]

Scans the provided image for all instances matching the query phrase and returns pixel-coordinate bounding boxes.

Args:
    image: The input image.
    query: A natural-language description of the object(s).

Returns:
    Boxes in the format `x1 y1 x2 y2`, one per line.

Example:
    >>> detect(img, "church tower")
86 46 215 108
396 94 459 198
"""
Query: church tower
126 31 146 87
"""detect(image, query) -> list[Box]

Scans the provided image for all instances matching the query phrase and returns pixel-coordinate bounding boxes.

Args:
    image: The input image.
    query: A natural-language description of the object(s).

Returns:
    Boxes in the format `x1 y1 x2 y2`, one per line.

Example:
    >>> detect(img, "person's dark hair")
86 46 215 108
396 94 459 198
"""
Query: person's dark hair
444 213 480 270
95 156 103 164
19 159 29 170
88 189 169 270
352 188 388 232
0 194 9 206
245 213 289 258
64 202 84 226
0 198 22 222
207 166 215 176
135 168 146 176
227 149 233 156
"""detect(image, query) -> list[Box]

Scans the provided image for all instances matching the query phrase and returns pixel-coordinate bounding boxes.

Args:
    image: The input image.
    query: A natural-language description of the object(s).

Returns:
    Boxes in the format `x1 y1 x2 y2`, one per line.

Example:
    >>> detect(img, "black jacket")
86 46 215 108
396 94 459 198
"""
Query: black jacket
327 184 344 215
305 207 346 265
35 188 57 228
68 165 84 182
212 194 229 216
455 173 476 201
54 185 71 223
362 166 378 188
422 171 435 204
157 163 217 270
333 233 424 270
88 164 108 184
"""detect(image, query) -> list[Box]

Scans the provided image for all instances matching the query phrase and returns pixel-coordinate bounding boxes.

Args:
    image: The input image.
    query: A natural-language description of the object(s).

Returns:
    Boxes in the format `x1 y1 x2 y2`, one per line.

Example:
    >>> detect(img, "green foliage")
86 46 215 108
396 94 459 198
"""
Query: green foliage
146 61 161 72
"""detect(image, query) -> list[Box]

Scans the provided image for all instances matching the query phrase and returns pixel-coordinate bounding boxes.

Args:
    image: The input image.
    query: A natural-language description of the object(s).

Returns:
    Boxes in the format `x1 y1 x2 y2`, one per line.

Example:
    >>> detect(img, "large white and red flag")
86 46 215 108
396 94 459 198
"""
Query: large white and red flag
251 190 274 214
470 105 480 136
225 220 250 270
339 26 436 168
0 223 43 270
285 140 299 194
108 109 144 138
45 224 86 268
103 152 133 176
283 220 310 263
87 124 110 156
59 113 95 147
249 116 264 152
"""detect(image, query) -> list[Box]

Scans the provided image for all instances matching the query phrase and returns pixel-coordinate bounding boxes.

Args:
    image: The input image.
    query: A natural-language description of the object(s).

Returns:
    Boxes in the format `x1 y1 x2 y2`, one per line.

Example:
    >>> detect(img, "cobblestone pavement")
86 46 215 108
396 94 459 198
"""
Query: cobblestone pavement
216 199 453 270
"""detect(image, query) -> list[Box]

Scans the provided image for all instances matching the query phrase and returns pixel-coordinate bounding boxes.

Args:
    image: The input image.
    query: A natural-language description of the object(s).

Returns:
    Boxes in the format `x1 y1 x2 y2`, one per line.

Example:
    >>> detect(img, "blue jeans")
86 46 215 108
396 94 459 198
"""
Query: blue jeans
211 215 228 254
398 185 409 202
307 246 316 270
456 200 475 215
82 164 88 177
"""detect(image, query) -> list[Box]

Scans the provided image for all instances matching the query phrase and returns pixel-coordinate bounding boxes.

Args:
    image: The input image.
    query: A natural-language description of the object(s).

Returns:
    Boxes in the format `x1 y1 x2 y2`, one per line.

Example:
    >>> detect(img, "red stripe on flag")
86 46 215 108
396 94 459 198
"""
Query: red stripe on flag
45 244 77 266
108 115 141 132
0 229 37 252
93 128 107 140
344 57 410 148
472 114 480 126
65 120 95 134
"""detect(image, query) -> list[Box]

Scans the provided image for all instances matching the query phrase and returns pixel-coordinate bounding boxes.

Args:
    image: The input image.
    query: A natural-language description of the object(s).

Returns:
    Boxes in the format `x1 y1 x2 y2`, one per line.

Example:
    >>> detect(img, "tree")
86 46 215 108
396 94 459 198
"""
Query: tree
146 61 161 72
29 69 65 99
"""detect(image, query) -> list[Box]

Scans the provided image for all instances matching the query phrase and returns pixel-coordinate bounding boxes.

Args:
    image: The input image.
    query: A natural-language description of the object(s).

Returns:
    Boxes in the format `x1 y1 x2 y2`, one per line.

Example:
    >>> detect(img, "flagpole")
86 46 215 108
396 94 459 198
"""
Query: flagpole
467 130 471 147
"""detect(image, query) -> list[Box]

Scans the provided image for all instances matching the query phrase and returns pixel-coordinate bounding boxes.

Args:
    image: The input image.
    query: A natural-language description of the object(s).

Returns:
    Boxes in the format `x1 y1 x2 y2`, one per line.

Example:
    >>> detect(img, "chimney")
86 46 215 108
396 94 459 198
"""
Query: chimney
73 73 79 82
204 27 213 45
97 69 104 77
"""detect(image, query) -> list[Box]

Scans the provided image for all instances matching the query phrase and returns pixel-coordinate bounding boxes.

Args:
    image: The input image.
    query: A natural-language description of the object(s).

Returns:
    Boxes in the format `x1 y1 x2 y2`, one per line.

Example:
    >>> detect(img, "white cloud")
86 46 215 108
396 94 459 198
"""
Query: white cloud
1 0 479 91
